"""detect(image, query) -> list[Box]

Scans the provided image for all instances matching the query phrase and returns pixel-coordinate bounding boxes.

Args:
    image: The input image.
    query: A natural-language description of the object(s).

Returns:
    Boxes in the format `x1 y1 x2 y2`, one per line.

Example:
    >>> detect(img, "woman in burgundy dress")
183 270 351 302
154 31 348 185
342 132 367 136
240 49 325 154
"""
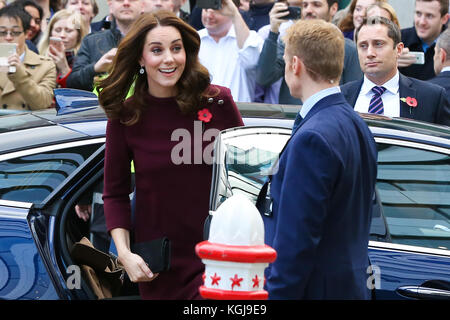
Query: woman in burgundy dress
97 11 243 299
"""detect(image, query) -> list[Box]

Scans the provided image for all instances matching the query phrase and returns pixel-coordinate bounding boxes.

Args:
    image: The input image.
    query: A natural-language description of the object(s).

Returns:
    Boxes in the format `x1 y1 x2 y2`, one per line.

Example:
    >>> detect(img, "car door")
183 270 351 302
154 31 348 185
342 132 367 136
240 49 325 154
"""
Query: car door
210 126 450 300
0 137 105 300
367 137 450 299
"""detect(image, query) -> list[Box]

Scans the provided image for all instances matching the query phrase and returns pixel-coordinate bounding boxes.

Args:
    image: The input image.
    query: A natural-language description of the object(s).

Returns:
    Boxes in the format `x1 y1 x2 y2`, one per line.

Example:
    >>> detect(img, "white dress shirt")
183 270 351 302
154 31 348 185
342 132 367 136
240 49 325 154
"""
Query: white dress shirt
198 26 263 102
354 71 400 117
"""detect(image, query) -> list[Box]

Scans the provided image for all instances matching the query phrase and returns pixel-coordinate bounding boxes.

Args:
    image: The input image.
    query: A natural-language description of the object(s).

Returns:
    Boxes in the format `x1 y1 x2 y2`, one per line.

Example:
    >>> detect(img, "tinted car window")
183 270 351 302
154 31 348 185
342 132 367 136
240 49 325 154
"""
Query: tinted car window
224 132 290 203
377 144 450 251
0 144 101 203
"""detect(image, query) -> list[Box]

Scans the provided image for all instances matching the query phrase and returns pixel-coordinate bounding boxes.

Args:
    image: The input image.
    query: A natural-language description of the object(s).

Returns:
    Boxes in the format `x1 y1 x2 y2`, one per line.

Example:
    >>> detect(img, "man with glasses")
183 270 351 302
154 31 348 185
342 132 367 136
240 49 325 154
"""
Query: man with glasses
0 4 56 111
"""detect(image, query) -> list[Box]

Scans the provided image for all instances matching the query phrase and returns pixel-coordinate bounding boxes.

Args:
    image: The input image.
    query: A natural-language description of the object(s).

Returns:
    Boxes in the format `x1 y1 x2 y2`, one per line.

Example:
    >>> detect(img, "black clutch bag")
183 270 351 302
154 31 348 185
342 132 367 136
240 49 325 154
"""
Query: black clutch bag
131 237 171 273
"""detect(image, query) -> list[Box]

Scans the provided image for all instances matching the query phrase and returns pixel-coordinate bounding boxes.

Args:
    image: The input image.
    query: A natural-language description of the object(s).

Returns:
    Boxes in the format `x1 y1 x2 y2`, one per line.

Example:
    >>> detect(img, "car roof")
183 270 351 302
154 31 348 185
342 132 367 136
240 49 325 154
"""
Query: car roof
0 103 449 155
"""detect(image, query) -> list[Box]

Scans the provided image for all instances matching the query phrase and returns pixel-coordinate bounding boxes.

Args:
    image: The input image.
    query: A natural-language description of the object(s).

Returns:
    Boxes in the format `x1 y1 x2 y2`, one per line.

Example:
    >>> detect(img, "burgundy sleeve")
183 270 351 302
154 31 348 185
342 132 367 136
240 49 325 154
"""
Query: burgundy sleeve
217 86 244 129
102 118 133 233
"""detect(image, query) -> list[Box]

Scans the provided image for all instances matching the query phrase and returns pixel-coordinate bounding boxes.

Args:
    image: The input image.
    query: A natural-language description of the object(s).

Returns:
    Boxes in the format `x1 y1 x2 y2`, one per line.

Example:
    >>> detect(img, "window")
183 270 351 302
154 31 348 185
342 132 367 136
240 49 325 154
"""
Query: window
220 130 289 205
0 143 102 203
376 144 450 251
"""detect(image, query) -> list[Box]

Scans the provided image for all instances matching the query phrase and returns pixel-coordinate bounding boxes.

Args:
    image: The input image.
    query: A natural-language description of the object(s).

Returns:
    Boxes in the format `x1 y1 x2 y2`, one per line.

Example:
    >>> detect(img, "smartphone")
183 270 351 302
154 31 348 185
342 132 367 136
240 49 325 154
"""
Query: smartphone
50 36 63 46
196 0 240 10
0 43 17 73
409 51 425 65
280 6 301 20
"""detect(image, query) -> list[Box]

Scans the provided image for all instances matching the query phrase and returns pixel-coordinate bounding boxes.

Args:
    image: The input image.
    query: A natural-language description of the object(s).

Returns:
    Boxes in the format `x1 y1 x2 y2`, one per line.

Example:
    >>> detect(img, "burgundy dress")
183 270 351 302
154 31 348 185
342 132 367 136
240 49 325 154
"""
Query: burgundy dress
103 85 244 299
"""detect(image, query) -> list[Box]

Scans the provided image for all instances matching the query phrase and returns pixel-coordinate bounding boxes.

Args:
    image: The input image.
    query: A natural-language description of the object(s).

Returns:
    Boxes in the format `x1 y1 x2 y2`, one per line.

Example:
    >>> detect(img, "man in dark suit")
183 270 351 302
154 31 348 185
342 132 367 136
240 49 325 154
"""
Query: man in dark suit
397 0 448 80
262 19 377 299
341 17 450 127
429 28 450 100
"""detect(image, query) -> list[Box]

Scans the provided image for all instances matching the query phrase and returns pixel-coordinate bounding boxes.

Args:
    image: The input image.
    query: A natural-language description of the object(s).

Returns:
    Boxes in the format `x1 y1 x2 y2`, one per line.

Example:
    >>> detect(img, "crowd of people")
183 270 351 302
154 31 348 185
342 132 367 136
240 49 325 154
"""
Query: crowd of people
1 0 449 301
0 0 447 121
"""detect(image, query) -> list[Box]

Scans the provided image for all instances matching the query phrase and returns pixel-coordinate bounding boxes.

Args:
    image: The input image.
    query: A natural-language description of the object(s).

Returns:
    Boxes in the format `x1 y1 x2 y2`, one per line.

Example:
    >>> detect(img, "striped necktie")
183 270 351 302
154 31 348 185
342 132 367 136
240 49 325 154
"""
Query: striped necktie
368 86 386 114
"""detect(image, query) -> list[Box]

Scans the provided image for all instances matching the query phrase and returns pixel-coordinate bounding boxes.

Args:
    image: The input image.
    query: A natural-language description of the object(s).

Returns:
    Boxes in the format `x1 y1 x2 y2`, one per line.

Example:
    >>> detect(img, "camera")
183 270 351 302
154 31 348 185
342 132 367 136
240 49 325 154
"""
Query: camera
280 6 301 20
196 0 241 10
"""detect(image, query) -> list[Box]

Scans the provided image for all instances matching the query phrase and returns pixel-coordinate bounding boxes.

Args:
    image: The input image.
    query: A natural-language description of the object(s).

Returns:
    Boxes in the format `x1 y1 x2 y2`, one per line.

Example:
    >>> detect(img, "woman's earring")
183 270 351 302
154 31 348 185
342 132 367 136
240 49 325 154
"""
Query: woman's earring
139 66 145 75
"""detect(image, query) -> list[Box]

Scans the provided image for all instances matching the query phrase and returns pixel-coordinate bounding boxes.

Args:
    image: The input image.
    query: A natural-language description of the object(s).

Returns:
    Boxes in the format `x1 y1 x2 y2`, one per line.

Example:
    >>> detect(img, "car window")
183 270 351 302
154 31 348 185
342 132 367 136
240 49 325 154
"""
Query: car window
222 131 290 205
0 143 102 203
376 143 450 251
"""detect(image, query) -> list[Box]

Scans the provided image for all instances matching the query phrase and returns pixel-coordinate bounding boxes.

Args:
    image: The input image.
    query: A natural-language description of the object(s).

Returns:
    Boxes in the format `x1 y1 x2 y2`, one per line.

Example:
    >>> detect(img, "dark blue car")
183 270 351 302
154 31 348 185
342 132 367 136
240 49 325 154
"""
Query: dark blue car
0 90 449 300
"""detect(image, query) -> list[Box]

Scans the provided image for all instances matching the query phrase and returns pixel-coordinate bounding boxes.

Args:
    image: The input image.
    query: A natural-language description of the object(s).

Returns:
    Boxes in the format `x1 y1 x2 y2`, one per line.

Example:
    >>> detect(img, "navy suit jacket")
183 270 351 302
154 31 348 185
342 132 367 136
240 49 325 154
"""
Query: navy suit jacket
340 74 450 127
428 71 450 102
264 93 378 299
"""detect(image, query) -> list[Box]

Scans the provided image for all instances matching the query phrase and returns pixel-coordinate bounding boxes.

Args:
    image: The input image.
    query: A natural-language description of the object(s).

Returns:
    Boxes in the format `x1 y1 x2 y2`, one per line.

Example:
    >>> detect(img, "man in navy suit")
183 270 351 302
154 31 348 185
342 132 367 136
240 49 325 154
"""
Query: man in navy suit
341 17 450 127
263 19 377 299
429 28 450 100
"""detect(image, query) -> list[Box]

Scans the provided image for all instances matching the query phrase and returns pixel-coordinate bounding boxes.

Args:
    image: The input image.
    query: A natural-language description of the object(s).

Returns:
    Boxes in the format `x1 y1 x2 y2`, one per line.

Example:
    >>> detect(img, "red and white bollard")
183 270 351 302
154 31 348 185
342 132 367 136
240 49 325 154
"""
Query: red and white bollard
195 194 277 300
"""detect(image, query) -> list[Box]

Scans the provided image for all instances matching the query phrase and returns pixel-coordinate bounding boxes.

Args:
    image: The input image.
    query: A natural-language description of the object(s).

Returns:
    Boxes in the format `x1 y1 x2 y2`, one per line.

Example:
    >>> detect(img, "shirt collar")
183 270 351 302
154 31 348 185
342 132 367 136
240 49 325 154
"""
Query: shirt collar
361 71 399 96
300 86 341 119
441 66 450 73
200 25 236 40
421 38 437 53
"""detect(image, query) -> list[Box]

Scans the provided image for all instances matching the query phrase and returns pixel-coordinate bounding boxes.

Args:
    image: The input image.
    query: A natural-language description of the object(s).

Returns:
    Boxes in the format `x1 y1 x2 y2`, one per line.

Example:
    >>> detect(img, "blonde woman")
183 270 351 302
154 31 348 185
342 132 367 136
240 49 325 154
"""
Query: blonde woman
38 9 88 87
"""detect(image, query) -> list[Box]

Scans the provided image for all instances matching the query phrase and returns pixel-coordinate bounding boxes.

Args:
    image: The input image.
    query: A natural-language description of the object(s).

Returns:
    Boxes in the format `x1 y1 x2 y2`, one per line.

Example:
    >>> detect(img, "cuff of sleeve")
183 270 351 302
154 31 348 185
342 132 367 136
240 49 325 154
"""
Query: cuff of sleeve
57 69 72 88
268 31 280 41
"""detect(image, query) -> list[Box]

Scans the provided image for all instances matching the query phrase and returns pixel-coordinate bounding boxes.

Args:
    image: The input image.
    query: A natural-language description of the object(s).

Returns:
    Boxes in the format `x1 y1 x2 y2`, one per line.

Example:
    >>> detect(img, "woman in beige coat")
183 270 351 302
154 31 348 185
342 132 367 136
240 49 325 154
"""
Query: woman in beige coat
0 5 56 111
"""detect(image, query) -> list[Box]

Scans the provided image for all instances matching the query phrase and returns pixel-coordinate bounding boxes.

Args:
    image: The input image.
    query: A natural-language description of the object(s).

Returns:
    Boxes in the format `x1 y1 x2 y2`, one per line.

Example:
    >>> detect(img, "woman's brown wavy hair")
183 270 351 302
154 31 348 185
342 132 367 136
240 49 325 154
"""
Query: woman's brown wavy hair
98 10 212 125
339 0 387 33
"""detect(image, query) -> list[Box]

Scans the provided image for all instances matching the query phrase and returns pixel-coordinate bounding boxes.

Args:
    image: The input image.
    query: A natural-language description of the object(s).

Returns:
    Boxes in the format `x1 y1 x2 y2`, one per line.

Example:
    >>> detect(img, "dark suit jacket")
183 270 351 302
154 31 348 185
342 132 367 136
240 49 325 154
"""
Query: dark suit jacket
66 22 122 91
90 17 111 33
428 71 450 102
264 93 378 299
399 26 443 81
340 74 450 127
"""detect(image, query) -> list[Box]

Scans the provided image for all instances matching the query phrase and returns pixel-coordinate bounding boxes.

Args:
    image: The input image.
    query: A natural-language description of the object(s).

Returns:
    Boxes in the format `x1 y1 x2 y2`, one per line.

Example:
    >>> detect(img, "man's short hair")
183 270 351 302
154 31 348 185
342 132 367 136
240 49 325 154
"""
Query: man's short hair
437 28 450 60
416 0 449 17
283 19 344 83
0 4 31 31
355 16 401 47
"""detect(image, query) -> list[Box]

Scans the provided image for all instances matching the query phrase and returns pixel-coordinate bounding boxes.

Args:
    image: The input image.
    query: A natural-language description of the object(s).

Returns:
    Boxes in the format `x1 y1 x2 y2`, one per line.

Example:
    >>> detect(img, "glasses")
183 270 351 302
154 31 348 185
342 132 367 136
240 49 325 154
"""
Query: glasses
0 30 24 37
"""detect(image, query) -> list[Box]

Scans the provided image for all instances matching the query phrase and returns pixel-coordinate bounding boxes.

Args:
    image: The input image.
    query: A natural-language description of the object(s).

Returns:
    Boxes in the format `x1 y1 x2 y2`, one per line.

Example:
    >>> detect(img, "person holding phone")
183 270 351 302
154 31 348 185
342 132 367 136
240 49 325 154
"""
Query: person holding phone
38 9 88 87
0 4 56 111
256 0 362 105
398 0 449 80
198 0 264 102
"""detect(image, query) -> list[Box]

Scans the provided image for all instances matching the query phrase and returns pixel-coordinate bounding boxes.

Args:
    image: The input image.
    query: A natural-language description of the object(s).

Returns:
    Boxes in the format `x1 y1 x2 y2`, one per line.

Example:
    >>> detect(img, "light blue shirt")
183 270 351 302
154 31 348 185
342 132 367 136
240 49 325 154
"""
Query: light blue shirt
299 86 341 119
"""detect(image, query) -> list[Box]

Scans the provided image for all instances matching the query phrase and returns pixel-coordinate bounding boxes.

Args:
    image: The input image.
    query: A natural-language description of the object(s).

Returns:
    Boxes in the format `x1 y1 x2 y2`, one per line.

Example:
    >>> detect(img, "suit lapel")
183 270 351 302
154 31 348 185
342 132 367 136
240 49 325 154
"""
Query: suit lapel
343 80 363 107
398 74 417 118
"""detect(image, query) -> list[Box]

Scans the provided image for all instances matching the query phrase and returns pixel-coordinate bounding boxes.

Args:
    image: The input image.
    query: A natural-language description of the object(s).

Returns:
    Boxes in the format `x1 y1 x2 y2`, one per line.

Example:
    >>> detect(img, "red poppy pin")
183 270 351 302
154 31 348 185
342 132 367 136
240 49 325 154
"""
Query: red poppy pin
400 97 418 114
198 108 212 123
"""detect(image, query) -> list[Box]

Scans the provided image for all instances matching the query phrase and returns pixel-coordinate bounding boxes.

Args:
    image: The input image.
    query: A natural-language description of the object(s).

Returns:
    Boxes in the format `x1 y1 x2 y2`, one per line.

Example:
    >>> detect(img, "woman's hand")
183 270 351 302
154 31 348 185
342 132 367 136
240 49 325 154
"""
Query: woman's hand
48 42 71 76
118 250 159 283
